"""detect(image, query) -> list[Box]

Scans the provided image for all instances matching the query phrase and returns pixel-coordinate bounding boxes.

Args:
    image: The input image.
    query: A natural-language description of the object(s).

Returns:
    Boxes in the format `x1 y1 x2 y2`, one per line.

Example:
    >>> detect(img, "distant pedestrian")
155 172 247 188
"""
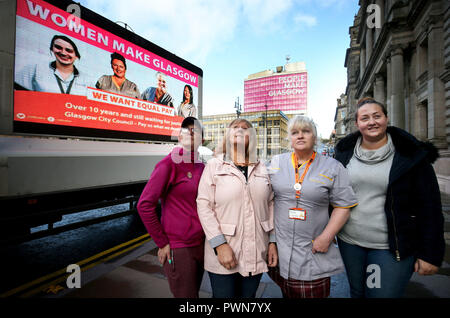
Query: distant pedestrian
137 117 205 298
335 97 445 298
267 116 358 298
196 118 278 298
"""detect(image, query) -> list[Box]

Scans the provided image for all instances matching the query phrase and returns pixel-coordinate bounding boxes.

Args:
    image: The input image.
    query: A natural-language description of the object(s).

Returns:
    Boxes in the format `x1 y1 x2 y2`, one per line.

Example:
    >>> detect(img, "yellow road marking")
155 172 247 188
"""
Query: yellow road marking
0 233 150 298
20 237 151 298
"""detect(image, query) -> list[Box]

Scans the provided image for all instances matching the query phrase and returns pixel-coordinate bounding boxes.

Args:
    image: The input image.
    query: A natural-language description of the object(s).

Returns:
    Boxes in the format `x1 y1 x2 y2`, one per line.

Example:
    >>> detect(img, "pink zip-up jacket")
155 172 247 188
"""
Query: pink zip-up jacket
196 156 275 277
137 147 205 248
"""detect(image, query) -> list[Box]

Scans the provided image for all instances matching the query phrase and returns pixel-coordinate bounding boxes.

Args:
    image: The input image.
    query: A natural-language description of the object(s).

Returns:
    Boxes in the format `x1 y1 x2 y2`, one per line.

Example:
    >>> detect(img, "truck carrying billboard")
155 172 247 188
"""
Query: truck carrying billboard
0 0 203 241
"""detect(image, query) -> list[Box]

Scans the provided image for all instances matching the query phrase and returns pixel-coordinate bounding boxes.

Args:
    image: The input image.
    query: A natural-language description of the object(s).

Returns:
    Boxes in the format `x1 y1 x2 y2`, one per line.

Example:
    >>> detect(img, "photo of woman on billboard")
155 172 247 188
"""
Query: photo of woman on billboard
177 84 196 118
141 71 174 107
15 35 88 95
95 52 140 99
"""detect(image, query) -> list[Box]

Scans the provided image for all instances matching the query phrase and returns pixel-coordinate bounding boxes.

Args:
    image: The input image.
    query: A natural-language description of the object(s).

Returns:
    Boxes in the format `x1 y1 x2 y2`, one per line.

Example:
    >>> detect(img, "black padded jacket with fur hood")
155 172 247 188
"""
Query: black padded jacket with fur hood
335 126 445 267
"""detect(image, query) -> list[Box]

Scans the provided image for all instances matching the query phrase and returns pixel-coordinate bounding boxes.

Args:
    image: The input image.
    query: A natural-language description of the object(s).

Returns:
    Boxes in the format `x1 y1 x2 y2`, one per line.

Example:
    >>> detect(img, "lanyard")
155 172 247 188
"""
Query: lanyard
291 151 316 204
54 74 75 94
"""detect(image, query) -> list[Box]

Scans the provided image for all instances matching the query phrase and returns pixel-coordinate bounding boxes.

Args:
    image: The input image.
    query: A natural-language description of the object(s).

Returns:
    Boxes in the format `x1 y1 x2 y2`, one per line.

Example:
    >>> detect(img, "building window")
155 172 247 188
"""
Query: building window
417 100 428 141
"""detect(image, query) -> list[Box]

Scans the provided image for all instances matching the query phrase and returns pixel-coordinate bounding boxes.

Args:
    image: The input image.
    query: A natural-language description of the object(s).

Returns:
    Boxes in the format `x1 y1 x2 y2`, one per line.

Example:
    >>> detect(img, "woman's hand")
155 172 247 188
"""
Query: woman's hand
415 259 439 275
312 207 349 254
311 233 333 254
267 242 278 267
157 244 171 265
216 243 238 270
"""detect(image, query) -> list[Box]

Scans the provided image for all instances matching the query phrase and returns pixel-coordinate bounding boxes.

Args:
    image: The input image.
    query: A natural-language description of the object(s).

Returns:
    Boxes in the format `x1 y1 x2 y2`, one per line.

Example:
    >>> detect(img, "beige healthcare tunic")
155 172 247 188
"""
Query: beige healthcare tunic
268 152 357 281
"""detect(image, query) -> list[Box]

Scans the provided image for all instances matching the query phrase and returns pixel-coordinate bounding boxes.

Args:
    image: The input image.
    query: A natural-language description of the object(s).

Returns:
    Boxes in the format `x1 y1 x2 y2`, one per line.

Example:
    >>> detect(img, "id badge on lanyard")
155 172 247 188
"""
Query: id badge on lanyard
289 152 316 221
289 207 307 221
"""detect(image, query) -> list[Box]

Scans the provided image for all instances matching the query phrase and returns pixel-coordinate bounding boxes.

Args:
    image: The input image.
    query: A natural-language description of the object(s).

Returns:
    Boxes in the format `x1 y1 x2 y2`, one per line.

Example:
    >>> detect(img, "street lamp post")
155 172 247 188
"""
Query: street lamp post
264 102 268 160
234 97 242 118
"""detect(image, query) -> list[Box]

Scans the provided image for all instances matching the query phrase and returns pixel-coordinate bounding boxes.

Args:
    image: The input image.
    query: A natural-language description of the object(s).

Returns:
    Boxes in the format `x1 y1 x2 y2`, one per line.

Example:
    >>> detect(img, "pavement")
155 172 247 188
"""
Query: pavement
47 204 450 299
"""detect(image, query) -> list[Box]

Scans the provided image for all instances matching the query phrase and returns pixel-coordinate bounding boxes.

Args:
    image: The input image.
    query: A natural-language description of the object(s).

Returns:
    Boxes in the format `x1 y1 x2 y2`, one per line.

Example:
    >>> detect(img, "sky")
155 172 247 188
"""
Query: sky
78 0 360 138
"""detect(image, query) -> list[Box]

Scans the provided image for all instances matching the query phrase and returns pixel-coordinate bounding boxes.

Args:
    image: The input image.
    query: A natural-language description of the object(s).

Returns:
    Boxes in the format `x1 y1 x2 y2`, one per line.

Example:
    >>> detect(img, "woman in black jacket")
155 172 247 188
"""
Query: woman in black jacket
335 97 445 298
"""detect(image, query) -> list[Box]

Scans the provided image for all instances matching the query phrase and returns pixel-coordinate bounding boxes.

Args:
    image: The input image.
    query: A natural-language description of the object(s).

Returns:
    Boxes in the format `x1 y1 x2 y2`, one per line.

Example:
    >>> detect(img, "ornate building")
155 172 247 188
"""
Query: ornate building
340 0 450 197
334 94 349 143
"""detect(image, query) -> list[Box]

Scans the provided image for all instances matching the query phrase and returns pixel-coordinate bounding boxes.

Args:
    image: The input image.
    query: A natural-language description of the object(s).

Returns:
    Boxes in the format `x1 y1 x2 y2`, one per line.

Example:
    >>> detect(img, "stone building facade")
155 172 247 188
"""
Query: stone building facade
334 94 349 143
341 0 450 197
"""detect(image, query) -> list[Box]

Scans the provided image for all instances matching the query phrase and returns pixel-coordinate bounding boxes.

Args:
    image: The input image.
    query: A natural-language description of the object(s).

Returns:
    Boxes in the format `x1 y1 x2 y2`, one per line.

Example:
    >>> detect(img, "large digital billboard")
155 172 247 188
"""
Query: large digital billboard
244 72 307 114
13 0 202 141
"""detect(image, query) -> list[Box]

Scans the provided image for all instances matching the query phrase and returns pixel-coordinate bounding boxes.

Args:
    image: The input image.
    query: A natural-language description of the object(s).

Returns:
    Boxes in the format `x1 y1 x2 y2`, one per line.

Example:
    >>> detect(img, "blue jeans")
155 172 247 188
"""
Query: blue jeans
338 239 415 298
208 272 262 298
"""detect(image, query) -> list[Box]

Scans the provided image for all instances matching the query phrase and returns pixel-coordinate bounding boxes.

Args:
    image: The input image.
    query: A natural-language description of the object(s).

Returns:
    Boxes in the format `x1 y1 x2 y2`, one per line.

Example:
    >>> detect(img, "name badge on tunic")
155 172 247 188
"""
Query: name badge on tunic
289 208 307 221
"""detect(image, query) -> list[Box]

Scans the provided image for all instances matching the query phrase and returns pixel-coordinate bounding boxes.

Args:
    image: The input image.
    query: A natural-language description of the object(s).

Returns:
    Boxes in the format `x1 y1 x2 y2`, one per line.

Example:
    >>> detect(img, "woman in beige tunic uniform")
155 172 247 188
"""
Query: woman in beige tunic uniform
268 116 358 298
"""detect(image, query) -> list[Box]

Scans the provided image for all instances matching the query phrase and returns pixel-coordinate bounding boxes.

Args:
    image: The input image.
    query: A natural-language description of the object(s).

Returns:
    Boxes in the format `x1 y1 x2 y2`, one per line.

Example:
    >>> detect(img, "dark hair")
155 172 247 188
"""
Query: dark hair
355 97 388 121
50 35 81 59
110 52 127 70
181 116 203 138
182 85 194 104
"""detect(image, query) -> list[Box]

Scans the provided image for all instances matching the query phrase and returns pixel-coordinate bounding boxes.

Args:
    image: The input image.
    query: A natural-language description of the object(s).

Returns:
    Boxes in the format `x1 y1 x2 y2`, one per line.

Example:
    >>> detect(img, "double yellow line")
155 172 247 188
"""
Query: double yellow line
0 233 151 298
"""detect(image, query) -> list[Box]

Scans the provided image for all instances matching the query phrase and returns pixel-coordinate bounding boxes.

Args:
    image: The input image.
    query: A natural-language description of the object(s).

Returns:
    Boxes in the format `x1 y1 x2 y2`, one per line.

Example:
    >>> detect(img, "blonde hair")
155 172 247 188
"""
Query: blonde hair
217 118 257 165
287 115 317 142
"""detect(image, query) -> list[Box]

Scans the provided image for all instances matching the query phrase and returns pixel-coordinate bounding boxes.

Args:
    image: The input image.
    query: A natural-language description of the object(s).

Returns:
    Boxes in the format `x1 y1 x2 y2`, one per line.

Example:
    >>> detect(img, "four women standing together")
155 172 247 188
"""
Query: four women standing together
138 98 444 298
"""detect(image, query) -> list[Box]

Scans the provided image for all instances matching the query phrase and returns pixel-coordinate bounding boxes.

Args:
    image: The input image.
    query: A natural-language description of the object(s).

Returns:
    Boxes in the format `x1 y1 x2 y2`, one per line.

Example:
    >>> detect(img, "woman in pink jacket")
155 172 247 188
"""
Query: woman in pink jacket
197 118 278 298
137 117 205 298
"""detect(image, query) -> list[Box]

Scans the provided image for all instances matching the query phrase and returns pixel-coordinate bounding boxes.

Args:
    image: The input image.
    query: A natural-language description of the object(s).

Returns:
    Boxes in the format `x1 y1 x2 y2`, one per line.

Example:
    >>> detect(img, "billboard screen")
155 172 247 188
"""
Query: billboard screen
13 0 202 141
244 72 307 113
